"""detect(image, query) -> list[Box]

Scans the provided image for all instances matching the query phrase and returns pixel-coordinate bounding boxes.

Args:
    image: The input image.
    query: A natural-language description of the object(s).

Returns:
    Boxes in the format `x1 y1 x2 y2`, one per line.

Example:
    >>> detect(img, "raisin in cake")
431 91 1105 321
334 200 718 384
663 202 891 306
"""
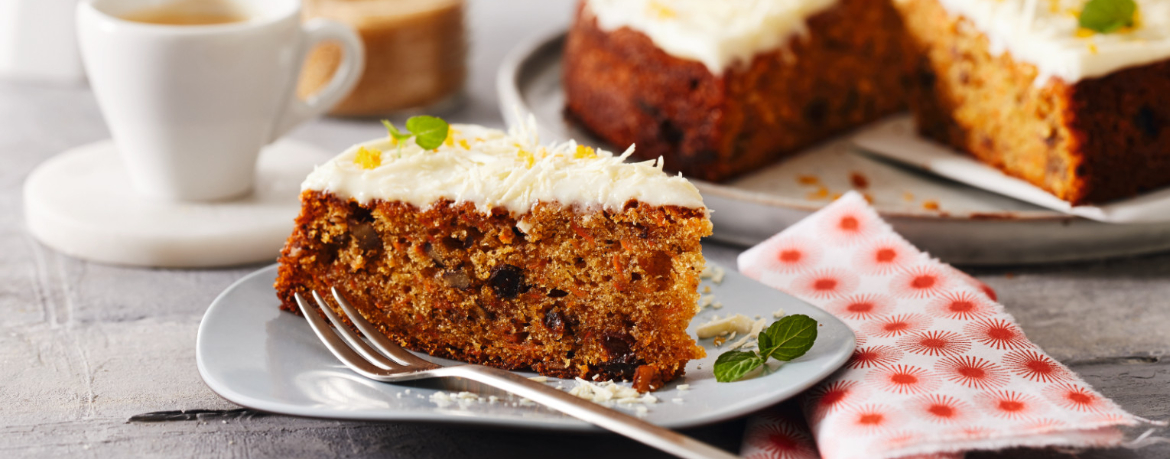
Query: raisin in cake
564 0 908 182
894 0 1170 204
274 122 711 389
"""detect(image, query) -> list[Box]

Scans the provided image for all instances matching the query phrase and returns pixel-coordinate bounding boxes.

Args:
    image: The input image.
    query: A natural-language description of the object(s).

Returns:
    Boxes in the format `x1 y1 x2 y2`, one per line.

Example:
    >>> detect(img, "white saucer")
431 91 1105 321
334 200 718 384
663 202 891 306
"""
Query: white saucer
24 139 330 268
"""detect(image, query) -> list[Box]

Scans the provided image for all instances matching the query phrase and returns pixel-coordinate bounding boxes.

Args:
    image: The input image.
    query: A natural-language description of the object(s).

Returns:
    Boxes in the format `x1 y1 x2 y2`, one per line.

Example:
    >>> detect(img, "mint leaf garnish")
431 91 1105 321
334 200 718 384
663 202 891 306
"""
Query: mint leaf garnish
382 120 413 142
713 351 765 383
758 314 818 362
711 314 819 383
1079 0 1137 34
405 115 450 150
381 116 450 150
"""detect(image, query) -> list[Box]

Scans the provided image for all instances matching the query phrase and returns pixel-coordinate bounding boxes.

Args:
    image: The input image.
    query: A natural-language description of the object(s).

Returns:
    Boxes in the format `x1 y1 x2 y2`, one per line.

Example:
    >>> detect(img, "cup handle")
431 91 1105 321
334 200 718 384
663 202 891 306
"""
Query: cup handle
270 18 365 142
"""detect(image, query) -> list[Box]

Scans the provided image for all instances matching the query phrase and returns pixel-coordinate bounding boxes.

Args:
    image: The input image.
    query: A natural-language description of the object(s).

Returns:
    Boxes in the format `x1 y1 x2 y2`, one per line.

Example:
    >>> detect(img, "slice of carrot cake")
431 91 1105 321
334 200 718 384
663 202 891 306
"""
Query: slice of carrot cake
564 0 908 182
895 0 1170 204
274 118 711 389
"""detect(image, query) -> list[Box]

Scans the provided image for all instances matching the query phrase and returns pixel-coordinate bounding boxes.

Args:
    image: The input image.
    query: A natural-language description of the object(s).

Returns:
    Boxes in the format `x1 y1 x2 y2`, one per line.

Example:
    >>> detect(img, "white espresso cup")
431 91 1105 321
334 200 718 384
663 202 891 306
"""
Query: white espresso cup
77 0 364 201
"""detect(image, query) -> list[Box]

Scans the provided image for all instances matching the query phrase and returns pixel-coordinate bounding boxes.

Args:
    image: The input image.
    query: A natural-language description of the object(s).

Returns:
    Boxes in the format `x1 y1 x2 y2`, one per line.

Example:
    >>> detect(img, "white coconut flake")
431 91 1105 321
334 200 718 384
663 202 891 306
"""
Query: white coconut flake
725 317 769 351
696 313 757 338
569 378 661 411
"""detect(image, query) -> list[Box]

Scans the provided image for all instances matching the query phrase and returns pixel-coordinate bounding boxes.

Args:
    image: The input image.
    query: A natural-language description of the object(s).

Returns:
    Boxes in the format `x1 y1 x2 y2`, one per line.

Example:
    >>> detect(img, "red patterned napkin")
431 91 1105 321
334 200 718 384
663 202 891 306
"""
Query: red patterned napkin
735 192 1144 459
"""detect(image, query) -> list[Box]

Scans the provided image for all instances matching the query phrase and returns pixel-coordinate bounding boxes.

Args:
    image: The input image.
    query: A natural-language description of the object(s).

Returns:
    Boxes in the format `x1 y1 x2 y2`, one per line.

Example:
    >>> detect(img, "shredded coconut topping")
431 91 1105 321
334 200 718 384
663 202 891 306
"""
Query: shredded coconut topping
569 378 659 409
302 117 706 215
696 311 781 351
696 314 757 339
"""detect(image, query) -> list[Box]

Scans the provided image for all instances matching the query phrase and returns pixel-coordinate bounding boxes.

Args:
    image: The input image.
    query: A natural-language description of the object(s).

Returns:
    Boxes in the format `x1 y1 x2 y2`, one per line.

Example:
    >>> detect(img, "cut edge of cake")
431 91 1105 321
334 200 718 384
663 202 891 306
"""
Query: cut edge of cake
895 0 1170 204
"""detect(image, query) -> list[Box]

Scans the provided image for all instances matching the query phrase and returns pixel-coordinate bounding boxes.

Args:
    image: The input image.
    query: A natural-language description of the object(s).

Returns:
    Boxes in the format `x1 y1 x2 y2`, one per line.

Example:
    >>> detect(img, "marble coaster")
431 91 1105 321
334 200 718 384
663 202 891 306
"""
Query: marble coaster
24 139 330 268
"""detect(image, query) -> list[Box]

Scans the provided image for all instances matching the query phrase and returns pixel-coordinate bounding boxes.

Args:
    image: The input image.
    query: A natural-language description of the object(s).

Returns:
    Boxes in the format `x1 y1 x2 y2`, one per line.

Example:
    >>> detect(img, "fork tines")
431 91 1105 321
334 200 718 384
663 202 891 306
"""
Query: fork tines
294 288 438 379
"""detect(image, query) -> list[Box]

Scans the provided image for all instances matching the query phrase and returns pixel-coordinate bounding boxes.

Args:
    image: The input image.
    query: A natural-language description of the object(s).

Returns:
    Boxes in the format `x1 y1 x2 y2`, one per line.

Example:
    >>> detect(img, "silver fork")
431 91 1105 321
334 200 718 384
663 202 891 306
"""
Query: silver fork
294 288 738 459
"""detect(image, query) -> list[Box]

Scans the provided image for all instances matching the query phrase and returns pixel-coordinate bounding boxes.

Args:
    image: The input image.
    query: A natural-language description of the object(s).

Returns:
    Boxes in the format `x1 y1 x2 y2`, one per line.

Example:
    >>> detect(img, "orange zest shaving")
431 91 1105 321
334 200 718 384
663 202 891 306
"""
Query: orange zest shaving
518 149 535 168
648 0 676 19
444 128 459 148
575 145 597 159
354 146 382 170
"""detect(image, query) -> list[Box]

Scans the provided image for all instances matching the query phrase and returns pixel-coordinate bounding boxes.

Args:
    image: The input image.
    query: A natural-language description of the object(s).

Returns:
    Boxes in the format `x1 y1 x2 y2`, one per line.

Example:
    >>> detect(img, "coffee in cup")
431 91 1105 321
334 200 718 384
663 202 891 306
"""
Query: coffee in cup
119 0 249 26
77 0 365 201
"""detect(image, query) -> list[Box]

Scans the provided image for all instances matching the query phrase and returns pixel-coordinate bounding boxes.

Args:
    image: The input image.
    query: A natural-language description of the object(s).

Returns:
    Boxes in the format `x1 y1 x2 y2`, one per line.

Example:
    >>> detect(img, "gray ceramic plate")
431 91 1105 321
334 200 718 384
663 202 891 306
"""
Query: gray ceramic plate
196 263 854 431
497 31 1170 265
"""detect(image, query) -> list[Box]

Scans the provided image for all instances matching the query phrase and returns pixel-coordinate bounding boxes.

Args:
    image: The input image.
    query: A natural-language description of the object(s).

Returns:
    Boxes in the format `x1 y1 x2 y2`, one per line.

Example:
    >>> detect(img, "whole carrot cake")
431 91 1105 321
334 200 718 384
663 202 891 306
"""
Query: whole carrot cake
564 0 909 182
274 121 711 389
894 0 1170 204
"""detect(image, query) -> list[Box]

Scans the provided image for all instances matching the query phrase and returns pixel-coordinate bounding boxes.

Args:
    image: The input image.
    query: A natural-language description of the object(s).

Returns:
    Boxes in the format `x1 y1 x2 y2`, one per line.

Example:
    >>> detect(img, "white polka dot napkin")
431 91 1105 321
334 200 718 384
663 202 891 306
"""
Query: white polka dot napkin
736 191 1145 459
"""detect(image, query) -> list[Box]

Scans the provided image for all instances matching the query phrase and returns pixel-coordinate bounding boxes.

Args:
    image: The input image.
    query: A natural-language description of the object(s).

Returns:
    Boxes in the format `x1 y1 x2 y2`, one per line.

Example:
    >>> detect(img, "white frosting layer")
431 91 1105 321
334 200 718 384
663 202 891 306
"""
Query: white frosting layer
301 122 706 215
914 0 1170 84
588 0 1170 84
586 0 838 74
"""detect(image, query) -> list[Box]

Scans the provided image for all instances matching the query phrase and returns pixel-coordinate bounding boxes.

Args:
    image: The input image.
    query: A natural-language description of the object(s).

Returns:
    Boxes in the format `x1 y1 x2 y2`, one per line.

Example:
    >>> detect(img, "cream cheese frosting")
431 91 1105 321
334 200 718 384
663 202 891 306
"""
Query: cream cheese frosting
301 121 706 215
587 0 1170 84
907 0 1170 84
585 0 838 74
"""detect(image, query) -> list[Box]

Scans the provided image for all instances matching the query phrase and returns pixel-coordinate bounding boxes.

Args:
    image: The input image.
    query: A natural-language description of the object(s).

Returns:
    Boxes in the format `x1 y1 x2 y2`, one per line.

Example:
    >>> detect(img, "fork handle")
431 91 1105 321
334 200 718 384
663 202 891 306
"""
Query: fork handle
432 365 739 459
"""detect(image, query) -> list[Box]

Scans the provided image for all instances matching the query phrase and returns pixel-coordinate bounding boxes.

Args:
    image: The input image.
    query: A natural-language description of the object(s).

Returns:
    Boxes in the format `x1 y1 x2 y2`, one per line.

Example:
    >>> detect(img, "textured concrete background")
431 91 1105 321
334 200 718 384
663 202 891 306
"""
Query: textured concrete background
2 0 1168 457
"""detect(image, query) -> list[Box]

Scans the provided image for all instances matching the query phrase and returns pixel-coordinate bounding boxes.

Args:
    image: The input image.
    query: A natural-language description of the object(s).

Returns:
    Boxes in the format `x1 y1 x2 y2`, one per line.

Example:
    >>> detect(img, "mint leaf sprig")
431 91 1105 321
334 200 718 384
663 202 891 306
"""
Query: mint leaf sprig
713 351 764 383
713 314 818 383
1079 0 1137 34
382 115 450 153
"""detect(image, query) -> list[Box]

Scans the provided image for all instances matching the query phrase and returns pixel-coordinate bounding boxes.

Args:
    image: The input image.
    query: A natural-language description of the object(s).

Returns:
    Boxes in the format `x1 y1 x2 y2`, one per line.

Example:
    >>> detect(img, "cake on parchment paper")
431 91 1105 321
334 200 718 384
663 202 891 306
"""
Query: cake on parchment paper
895 0 1170 205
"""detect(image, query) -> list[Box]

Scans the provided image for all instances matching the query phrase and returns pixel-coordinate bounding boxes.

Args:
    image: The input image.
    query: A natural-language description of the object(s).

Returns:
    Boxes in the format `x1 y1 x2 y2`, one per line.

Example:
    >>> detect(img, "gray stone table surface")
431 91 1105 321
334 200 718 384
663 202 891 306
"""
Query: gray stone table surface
2 1 1169 457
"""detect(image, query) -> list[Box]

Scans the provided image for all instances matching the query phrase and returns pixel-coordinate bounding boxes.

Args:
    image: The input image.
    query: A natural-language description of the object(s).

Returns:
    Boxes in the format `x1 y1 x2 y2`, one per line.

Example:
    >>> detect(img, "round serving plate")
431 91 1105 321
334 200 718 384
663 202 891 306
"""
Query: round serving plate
497 31 1170 266
197 263 855 431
